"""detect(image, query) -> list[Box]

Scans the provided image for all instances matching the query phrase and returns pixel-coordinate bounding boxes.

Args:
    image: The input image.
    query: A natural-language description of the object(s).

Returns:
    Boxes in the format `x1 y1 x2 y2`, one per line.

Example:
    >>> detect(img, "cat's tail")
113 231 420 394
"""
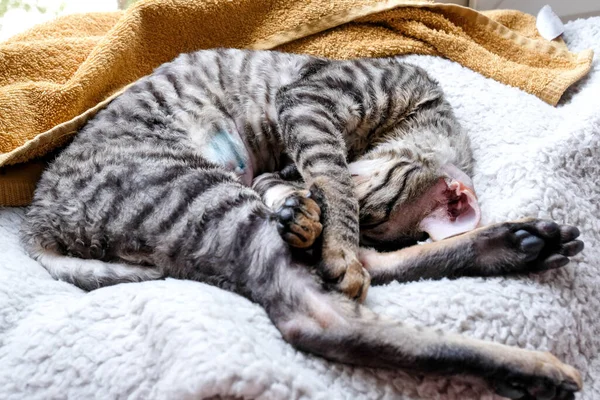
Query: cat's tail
24 241 164 291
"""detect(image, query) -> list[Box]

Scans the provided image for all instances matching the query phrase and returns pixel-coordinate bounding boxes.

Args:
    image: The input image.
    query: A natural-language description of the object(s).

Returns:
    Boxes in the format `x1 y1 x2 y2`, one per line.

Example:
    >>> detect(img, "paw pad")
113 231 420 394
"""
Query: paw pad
276 191 322 249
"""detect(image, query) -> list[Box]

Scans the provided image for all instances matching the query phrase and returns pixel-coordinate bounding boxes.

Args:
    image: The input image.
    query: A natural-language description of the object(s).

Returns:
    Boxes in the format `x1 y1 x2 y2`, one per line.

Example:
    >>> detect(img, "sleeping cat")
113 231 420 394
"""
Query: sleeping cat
21 48 584 399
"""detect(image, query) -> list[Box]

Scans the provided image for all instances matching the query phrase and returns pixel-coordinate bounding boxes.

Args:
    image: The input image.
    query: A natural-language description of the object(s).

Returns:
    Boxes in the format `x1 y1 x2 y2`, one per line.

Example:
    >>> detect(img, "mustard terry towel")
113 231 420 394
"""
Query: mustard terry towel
0 0 593 206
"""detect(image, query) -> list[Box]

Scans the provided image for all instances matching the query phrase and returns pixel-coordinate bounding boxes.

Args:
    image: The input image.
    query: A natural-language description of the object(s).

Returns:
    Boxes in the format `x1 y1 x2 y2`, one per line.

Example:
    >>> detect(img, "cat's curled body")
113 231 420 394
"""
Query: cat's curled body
22 49 584 399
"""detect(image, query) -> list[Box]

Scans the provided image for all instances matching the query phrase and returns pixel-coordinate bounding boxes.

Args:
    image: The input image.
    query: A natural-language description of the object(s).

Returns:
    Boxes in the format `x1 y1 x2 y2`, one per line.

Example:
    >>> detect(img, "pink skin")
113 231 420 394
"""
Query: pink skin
418 175 481 241
352 161 481 244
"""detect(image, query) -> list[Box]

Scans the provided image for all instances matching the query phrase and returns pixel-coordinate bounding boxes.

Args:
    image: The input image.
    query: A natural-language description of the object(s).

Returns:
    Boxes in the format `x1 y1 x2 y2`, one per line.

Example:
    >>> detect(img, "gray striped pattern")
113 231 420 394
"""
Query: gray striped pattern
19 49 586 398
23 48 471 294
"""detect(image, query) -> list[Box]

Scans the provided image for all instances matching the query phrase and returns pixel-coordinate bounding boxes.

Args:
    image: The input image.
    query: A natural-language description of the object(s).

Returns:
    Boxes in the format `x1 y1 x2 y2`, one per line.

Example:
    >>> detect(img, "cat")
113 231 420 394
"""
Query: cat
21 48 584 399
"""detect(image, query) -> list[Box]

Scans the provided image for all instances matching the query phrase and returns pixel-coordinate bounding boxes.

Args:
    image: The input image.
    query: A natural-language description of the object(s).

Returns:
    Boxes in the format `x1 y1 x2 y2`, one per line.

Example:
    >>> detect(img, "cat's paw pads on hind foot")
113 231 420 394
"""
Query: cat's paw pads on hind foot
474 218 584 274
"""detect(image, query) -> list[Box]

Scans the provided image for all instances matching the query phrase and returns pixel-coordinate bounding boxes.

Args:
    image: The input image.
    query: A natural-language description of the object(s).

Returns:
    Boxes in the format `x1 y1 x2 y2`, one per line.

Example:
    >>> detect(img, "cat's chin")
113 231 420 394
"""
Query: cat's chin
418 177 481 241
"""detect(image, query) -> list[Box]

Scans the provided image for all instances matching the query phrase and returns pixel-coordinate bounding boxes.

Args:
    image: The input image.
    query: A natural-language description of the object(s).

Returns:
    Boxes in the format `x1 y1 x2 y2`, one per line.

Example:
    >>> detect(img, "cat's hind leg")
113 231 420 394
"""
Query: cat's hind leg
359 218 584 284
23 160 582 398
267 258 581 400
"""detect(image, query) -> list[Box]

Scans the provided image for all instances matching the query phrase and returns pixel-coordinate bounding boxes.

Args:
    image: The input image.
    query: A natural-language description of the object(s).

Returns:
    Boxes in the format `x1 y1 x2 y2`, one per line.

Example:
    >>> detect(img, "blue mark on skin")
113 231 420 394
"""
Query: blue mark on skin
208 131 247 173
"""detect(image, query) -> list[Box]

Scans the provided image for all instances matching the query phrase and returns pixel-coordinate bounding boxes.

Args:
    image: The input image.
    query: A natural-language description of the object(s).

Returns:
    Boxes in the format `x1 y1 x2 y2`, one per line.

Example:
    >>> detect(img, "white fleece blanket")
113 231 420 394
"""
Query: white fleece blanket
1 17 599 400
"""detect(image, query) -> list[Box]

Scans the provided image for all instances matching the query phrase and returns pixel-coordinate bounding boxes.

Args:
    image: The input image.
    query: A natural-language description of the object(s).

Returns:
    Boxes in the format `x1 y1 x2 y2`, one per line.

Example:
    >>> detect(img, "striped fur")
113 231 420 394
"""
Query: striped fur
20 49 583 399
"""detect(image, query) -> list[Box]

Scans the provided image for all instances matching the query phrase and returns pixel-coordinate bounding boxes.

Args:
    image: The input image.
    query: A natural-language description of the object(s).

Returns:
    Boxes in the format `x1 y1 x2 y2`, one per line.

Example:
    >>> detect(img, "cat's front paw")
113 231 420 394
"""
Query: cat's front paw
275 190 322 249
322 246 371 302
474 218 584 274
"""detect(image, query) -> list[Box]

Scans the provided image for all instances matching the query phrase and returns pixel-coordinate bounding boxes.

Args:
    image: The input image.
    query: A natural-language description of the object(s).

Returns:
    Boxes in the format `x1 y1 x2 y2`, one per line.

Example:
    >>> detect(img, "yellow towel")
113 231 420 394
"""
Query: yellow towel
0 0 593 206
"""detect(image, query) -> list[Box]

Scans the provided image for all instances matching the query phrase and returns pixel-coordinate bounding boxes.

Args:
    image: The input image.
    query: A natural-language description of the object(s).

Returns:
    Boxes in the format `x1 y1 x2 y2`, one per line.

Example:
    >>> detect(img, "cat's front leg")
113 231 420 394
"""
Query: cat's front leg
252 172 322 249
275 77 370 301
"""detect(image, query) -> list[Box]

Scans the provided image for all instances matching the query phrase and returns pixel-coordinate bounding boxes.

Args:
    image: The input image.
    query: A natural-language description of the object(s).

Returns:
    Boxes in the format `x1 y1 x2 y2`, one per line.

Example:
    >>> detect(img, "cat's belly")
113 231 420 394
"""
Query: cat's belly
180 104 281 187
201 129 256 186
179 113 256 186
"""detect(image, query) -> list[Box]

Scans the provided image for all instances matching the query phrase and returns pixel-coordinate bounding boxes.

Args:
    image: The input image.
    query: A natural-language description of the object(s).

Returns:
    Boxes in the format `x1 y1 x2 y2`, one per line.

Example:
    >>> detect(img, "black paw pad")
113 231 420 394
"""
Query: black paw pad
275 192 322 249
541 254 570 270
560 225 580 242
284 196 300 208
561 240 584 257
494 375 579 400
537 220 560 236
506 220 585 273
515 229 545 261
494 381 526 399
278 207 294 222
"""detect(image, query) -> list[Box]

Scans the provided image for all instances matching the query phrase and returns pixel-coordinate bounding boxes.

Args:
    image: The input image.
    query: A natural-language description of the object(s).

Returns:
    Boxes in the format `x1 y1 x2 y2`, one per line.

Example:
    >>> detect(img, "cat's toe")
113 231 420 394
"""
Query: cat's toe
540 254 570 270
559 240 584 257
322 249 371 302
511 220 584 272
535 220 560 237
559 224 580 242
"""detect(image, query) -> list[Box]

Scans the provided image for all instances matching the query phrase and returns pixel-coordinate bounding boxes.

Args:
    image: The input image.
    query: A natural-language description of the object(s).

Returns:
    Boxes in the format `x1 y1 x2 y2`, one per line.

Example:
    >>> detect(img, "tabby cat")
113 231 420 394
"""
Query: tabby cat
22 49 584 399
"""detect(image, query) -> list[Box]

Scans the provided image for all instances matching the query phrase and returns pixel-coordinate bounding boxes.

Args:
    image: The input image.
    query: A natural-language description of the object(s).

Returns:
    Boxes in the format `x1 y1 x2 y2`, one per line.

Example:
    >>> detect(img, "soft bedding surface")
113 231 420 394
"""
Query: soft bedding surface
1 17 599 400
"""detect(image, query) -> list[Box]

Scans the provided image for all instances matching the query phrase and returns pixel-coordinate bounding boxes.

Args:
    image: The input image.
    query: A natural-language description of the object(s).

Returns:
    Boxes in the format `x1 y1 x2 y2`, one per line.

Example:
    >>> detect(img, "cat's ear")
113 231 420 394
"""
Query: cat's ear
418 164 481 241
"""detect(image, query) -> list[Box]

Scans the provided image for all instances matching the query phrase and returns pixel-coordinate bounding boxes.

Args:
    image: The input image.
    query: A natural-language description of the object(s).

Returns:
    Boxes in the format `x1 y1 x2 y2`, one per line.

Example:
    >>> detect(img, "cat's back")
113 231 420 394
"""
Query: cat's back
69 49 308 148
22 49 313 253
50 49 313 185
44 49 309 175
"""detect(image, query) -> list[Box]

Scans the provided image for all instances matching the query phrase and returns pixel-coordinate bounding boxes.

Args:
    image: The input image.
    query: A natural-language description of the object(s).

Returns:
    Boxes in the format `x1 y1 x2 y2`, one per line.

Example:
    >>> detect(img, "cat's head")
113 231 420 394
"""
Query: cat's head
349 148 480 249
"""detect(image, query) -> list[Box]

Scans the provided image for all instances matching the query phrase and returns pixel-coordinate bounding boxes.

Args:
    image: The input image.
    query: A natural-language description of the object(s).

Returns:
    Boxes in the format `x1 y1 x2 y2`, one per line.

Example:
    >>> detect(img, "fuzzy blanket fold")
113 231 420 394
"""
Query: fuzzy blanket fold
0 0 594 206
1 14 599 400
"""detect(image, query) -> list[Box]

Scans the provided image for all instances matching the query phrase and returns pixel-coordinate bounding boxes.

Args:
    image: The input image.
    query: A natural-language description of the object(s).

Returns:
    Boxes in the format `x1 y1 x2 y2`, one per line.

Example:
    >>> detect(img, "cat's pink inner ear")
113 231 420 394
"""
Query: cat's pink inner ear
418 177 481 241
